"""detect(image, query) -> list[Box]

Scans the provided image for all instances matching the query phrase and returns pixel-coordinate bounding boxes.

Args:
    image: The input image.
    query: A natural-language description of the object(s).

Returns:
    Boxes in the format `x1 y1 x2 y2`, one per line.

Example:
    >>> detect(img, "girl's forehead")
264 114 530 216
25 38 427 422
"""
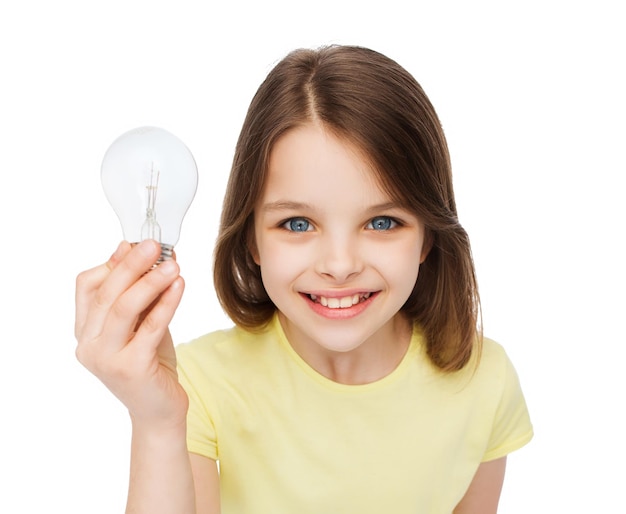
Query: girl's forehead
257 125 405 216
266 126 381 185
272 124 382 178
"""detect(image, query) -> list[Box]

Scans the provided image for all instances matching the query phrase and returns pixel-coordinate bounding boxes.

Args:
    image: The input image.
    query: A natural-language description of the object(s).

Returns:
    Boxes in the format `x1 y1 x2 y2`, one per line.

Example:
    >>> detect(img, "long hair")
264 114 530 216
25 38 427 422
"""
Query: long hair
214 45 481 371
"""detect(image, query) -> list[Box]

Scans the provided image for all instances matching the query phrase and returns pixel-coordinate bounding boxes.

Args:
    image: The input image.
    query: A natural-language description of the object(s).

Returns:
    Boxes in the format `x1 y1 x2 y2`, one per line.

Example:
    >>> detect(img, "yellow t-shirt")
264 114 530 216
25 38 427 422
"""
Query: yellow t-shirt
176 315 533 513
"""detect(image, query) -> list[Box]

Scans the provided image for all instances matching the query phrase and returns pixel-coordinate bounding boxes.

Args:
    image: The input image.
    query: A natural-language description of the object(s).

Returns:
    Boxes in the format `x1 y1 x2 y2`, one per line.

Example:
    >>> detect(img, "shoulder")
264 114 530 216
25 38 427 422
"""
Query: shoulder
448 336 526 408
421 335 527 420
473 336 525 393
475 336 511 380
175 320 279 375
418 335 511 392
176 324 244 355
473 336 534 459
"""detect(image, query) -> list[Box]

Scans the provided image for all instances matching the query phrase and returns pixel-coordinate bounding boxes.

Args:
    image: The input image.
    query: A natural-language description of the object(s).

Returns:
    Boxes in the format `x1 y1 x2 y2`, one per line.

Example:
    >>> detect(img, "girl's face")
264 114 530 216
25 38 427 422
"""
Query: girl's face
253 123 429 380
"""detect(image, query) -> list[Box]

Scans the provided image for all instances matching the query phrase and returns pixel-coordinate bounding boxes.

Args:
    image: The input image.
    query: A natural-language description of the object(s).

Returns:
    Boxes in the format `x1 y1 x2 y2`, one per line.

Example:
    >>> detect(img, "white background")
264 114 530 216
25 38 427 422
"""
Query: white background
1 1 624 512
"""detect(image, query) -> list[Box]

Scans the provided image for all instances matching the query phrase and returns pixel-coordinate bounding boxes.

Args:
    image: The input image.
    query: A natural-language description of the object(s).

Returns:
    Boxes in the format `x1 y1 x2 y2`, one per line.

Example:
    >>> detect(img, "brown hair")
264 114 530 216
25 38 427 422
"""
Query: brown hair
214 45 481 371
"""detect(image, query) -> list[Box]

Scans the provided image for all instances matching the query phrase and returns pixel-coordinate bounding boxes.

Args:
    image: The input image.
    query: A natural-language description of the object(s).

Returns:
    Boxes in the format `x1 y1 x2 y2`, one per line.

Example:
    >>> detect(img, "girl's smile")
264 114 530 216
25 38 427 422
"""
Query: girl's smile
306 291 374 309
252 122 429 384
302 290 378 319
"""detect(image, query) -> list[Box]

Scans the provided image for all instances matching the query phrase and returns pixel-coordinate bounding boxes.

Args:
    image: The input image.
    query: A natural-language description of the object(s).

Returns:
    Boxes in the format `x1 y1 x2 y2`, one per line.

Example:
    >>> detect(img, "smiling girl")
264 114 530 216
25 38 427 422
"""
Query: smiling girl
75 45 532 514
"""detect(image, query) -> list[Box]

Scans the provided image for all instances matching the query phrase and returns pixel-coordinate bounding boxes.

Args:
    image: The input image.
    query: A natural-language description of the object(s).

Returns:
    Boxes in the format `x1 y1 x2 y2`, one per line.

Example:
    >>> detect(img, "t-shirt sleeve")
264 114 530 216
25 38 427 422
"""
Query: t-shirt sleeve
176 342 219 461
482 346 534 462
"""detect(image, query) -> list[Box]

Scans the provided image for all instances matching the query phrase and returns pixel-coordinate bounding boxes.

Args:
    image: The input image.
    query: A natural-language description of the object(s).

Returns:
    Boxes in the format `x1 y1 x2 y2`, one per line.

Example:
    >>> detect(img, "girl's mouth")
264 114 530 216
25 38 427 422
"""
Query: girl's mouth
306 292 373 309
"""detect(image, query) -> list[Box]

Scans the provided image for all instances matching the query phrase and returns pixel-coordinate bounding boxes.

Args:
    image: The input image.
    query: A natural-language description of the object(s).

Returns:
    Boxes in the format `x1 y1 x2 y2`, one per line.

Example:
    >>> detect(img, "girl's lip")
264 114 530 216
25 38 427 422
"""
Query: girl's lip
301 291 378 319
302 289 377 298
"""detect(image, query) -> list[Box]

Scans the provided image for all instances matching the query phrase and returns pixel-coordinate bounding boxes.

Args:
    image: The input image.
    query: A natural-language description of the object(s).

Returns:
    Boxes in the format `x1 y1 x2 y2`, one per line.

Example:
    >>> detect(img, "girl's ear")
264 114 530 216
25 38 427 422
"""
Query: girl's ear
420 230 434 264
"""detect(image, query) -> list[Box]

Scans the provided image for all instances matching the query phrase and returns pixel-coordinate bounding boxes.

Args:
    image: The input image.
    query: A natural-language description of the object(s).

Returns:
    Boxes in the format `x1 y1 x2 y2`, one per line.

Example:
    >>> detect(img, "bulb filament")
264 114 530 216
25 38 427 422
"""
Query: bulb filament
141 164 162 243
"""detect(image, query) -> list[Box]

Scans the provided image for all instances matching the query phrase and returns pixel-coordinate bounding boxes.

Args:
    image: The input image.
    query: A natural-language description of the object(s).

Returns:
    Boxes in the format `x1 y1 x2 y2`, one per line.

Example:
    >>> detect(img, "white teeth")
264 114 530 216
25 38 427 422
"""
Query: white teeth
311 293 372 309
327 297 340 308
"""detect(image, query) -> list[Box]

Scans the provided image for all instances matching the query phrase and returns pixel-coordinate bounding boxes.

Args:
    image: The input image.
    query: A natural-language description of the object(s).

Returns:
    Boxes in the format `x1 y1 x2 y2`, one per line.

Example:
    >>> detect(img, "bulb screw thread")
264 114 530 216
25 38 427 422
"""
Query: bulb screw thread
157 243 174 263
131 242 175 268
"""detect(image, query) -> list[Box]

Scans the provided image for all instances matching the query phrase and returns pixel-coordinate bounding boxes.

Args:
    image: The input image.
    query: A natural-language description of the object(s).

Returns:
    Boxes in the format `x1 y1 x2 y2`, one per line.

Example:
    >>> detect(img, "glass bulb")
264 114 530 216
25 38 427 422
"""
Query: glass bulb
101 126 198 261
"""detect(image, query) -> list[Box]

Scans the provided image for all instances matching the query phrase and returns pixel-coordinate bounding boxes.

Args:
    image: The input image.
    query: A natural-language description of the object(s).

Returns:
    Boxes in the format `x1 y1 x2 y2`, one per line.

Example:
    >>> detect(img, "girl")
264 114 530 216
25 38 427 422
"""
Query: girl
75 45 532 514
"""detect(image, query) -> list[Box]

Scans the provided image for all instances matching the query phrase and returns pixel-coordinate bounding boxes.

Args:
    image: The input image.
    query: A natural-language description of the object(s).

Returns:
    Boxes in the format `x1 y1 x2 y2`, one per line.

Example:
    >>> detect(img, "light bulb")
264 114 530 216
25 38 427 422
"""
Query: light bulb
101 126 198 261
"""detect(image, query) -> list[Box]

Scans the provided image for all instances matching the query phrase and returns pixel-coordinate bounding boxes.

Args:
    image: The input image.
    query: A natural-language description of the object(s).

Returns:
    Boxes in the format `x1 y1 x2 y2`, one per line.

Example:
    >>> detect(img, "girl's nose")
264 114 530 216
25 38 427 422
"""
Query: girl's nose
315 234 363 282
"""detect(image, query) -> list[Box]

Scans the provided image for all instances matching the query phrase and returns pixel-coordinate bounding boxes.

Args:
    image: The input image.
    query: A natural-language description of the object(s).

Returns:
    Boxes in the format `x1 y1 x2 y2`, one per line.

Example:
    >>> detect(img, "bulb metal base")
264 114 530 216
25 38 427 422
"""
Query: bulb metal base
157 243 174 263
131 242 174 267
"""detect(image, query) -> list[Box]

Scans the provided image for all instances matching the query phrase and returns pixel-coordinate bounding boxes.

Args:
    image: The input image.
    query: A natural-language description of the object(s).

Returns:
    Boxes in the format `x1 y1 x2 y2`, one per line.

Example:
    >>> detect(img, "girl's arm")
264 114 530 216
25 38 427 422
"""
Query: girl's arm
453 457 506 514
127 419 195 513
75 240 211 513
190 454 221 513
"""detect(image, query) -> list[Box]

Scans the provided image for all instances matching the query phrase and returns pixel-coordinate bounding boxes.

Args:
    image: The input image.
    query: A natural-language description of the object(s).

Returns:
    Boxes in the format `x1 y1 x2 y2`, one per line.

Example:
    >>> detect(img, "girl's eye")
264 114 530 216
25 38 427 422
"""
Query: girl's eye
367 216 397 231
283 218 312 232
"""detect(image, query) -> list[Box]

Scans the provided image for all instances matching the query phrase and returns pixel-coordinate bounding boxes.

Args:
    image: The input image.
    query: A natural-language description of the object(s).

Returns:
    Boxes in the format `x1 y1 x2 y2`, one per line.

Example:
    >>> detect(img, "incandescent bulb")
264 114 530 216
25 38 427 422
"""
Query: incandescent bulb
101 126 198 261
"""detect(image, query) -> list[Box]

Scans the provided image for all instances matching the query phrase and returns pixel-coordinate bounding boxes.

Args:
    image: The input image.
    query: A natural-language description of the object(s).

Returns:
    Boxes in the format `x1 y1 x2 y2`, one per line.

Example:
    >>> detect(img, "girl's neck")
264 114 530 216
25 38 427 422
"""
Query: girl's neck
278 312 413 385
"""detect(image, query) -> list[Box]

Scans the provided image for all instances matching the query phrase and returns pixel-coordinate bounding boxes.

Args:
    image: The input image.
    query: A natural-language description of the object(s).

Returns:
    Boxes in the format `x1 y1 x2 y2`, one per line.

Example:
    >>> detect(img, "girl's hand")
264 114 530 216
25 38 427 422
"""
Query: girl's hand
75 240 189 431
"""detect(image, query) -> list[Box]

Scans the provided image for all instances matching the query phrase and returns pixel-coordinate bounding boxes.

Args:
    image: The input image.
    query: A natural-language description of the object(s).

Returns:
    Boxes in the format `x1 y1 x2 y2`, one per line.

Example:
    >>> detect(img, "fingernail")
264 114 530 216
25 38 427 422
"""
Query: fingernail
158 260 177 276
138 240 156 256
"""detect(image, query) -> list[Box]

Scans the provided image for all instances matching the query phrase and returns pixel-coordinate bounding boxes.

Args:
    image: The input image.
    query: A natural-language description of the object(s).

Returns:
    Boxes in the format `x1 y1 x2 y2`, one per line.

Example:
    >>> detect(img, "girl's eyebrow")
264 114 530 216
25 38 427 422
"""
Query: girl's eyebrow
261 200 408 214
261 201 314 213
365 201 407 214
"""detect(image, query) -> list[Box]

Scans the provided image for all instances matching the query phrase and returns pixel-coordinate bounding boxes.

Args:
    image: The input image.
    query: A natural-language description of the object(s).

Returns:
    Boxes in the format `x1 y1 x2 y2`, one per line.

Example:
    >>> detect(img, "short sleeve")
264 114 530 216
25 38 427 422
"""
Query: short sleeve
176 342 219 460
482 347 533 462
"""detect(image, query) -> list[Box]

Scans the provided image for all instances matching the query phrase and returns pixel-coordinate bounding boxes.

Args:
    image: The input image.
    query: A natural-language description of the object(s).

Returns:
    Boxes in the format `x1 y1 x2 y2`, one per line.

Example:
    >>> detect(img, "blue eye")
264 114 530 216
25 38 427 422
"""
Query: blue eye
284 218 311 232
368 216 396 231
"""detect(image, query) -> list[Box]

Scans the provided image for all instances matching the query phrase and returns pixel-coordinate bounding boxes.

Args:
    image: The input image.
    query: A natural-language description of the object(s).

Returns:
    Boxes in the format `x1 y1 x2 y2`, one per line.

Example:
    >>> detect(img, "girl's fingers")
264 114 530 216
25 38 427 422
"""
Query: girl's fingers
74 242 132 339
79 240 161 343
107 241 133 270
133 276 185 353
75 263 111 339
102 260 182 351
95 240 161 310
